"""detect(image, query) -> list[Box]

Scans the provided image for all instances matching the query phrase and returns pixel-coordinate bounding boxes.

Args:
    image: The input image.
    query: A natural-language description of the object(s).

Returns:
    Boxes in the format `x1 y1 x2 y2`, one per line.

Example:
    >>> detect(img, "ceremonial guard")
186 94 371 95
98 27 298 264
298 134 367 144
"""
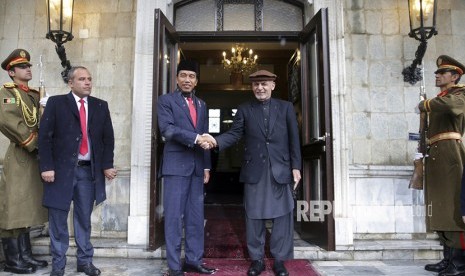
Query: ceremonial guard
0 49 48 273
419 55 465 276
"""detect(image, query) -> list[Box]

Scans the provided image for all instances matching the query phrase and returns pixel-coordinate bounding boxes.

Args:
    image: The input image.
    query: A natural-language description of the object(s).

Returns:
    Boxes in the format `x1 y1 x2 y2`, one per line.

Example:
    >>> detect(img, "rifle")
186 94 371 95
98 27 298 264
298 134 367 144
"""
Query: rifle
38 55 45 115
409 66 428 190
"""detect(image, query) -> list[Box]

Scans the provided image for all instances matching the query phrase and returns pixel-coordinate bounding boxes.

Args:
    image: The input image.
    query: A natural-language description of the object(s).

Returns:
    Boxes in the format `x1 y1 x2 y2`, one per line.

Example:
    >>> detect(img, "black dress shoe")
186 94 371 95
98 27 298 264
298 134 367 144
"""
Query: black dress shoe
168 269 185 276
182 263 216 274
50 269 65 276
273 261 289 276
247 260 265 276
77 263 101 276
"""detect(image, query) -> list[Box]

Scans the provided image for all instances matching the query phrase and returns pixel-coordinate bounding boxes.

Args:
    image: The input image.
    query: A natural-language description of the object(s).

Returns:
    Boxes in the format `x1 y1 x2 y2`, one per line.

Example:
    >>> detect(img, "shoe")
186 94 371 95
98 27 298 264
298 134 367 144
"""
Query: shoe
425 245 450 272
182 263 216 274
439 248 465 276
168 269 185 276
247 260 265 276
1 237 36 274
18 232 48 268
77 263 101 276
273 261 289 276
50 269 65 276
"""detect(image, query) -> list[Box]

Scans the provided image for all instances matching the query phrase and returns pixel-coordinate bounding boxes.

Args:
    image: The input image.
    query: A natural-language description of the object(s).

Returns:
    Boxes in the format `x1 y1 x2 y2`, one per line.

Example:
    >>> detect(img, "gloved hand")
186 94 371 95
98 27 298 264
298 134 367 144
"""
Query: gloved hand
414 152 423 160
414 104 420 114
39 96 49 107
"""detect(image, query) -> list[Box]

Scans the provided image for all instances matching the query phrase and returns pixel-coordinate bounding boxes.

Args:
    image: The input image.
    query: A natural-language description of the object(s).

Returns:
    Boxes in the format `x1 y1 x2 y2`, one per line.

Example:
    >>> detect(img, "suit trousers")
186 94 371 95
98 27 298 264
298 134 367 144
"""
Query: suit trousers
246 211 294 261
48 165 95 270
163 175 204 270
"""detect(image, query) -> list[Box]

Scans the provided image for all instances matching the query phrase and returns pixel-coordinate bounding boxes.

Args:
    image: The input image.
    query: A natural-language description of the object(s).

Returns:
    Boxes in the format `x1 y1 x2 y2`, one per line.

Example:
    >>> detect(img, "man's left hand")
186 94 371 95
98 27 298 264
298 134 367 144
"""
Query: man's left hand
292 169 301 190
104 168 117 180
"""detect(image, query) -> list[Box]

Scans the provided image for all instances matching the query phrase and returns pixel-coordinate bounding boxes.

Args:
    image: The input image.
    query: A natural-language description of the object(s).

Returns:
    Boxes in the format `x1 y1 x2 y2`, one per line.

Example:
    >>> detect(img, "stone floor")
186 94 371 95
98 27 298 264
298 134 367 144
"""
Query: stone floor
0 257 438 275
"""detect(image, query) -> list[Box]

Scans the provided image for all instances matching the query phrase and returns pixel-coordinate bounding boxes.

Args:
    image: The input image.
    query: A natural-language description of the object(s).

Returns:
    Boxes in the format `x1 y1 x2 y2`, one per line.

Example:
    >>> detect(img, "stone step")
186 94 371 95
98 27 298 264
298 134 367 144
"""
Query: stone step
30 237 442 261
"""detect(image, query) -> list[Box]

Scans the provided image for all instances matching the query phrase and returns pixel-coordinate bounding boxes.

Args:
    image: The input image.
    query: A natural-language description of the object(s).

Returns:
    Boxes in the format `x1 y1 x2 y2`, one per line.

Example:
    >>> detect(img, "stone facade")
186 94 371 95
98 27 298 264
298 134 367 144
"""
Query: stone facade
1 0 465 247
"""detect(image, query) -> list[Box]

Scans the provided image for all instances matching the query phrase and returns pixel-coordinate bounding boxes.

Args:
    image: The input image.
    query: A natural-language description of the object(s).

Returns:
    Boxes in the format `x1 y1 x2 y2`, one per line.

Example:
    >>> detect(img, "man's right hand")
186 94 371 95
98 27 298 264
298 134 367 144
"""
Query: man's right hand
197 133 217 149
41 170 55 182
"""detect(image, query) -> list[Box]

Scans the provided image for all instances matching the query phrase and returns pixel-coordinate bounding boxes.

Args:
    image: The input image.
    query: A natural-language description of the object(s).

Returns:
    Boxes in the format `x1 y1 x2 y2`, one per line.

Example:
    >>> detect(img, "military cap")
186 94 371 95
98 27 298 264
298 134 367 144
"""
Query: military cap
177 60 199 75
434 55 465 75
1 49 32 71
249 70 277 81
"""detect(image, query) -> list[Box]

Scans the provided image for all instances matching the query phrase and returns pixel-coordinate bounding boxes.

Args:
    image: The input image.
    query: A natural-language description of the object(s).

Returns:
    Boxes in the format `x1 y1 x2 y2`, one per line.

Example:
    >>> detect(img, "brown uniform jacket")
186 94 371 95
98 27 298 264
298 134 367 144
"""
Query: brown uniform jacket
0 82 47 230
419 84 465 231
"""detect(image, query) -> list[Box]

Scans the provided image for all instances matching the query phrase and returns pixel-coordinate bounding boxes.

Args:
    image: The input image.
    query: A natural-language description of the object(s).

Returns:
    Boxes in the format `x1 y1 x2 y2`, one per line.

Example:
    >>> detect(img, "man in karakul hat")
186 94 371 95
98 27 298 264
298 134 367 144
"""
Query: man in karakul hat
199 69 302 276
0 49 48 274
417 55 465 276
157 60 216 276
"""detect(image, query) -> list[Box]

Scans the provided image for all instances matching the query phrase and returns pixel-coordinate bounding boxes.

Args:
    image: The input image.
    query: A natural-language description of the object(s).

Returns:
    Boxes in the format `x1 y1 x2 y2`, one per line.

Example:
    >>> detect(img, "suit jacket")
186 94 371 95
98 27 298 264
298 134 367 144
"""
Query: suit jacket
157 90 211 177
38 92 115 211
215 98 301 184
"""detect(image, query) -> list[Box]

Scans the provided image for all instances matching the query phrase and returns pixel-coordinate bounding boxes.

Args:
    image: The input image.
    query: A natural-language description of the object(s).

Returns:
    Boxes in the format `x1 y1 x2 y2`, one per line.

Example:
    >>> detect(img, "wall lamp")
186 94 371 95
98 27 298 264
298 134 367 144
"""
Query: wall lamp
403 0 438 84
46 0 75 83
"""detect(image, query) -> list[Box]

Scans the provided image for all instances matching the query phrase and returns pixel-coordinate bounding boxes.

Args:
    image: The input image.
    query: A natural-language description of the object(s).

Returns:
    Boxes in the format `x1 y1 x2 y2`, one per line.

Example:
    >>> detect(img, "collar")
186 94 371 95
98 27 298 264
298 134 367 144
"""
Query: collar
18 83 29 92
72 92 88 104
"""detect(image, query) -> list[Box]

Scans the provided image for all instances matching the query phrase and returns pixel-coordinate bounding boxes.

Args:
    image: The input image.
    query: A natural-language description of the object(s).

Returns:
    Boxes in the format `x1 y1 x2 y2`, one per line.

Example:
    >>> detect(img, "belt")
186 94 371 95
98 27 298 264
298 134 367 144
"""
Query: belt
77 160 91 166
428 132 462 145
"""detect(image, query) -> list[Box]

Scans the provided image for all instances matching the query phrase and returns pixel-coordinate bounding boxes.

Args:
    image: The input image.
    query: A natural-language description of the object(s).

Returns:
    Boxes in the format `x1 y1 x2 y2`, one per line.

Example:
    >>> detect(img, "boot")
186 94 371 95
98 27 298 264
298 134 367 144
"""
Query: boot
18 232 48 268
1 238 36 274
425 245 450 272
439 247 465 276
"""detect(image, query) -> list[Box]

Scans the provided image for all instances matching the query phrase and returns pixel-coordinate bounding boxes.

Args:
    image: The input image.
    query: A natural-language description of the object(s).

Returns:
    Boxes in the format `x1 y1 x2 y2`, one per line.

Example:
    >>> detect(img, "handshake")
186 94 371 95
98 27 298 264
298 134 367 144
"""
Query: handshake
197 133 217 150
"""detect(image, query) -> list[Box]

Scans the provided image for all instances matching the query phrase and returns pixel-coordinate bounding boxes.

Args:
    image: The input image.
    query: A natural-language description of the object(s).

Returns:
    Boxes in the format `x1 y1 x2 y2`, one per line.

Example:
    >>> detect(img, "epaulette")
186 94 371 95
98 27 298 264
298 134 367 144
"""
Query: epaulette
29 88 39 94
453 84 465 88
3 82 17 89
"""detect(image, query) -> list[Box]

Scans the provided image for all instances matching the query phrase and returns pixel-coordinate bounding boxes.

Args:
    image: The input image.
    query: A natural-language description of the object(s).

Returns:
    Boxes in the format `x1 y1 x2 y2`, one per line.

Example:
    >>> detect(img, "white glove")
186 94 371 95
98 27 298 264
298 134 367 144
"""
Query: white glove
414 105 420 114
414 152 423 160
39 96 49 107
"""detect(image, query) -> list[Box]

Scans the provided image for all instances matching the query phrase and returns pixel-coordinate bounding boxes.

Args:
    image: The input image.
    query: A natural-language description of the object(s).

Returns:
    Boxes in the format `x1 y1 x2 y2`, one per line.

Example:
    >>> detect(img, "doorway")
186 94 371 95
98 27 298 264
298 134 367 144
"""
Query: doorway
181 42 298 206
149 8 335 251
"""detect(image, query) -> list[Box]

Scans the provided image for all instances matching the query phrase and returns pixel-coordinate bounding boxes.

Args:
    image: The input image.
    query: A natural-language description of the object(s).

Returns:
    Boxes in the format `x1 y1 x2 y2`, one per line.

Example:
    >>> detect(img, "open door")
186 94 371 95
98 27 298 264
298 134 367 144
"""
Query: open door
149 9 179 250
298 8 335 251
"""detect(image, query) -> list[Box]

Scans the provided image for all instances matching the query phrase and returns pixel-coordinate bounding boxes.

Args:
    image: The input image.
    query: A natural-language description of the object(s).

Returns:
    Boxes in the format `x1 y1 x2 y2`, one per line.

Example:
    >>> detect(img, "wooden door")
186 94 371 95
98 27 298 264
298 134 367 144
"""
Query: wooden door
149 9 179 250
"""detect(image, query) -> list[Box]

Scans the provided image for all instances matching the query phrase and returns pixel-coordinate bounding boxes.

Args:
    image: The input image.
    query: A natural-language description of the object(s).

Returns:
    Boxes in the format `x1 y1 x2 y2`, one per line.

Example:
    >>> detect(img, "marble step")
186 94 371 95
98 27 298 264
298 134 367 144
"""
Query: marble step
30 237 442 261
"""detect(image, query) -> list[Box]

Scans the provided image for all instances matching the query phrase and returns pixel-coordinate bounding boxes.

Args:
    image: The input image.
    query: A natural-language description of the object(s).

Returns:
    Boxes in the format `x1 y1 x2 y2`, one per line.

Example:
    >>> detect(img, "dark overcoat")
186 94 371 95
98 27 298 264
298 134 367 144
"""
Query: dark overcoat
419 85 465 231
0 83 47 229
38 92 115 211
215 98 301 185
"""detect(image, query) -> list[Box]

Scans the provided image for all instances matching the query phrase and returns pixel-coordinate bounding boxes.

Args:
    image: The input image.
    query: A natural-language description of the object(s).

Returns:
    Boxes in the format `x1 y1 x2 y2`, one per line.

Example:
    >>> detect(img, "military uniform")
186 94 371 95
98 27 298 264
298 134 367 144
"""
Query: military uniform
419 55 465 275
0 49 48 274
0 82 46 230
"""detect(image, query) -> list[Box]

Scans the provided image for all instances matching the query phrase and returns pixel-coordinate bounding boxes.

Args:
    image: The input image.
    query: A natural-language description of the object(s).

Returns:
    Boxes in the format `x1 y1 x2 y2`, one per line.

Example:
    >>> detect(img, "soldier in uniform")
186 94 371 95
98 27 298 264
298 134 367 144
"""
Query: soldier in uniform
419 55 465 276
0 49 48 273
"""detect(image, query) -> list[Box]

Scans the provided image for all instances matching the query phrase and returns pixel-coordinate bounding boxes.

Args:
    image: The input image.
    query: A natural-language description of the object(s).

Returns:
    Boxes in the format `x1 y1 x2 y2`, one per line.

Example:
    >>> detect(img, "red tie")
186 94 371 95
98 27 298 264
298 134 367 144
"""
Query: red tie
187 97 197 127
79 99 89 155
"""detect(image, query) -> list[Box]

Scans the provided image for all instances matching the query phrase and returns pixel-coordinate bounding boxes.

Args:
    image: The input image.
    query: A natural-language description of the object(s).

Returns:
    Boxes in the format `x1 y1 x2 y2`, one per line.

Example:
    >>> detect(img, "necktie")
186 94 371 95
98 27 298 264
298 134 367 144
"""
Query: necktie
79 99 88 155
187 97 197 127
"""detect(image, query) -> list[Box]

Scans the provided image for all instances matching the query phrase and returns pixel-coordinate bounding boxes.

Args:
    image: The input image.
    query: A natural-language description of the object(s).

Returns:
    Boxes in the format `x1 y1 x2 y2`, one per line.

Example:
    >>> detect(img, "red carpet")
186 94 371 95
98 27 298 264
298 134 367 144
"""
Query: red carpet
202 205 320 275
204 205 271 258
189 259 320 275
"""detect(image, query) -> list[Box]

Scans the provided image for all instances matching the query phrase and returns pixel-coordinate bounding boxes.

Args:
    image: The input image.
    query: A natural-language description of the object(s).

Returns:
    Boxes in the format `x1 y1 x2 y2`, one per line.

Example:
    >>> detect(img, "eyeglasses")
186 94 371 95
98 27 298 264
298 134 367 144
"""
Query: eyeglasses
15 64 32 69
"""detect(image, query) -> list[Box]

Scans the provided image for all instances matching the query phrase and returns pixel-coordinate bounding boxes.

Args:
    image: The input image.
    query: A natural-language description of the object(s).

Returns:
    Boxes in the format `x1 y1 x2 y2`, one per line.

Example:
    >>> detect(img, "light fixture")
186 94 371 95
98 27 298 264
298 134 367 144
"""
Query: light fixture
46 0 75 83
408 0 437 41
402 0 438 85
222 44 258 74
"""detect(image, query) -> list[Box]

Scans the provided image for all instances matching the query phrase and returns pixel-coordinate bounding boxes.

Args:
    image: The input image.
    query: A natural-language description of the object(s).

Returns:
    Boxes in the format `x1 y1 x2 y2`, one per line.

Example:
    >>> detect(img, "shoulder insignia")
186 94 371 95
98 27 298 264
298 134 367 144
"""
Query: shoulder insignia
28 88 39 93
3 82 17 89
